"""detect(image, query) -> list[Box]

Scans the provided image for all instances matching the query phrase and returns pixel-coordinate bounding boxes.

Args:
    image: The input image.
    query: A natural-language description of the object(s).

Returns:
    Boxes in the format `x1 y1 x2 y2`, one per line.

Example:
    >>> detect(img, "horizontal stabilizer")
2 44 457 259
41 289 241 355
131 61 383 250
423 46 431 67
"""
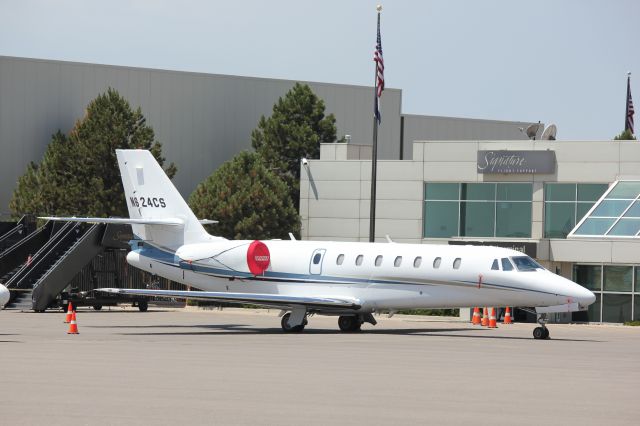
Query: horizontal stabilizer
97 288 361 310
38 216 219 226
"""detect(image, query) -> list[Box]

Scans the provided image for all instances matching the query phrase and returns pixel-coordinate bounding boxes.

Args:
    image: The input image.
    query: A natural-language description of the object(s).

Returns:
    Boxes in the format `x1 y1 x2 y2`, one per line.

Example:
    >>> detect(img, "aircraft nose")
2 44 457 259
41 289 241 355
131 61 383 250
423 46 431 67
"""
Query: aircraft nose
573 284 596 307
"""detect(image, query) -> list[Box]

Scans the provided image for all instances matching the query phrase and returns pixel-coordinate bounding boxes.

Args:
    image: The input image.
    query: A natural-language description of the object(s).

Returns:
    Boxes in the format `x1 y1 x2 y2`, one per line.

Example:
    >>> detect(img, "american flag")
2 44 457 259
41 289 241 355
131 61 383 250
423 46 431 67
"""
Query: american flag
374 12 384 124
626 75 634 134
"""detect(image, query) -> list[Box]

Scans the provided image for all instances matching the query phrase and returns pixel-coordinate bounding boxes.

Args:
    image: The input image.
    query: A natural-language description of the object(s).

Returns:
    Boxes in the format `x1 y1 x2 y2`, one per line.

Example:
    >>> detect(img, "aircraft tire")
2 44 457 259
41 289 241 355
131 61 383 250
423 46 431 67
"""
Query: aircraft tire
93 305 102 311
533 326 546 339
138 300 148 312
281 313 305 332
338 315 361 332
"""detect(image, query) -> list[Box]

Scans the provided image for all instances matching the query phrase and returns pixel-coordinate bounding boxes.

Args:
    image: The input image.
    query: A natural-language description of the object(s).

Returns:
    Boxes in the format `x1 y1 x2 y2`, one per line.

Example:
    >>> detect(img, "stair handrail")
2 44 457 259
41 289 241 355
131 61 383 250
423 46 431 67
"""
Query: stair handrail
0 221 54 263
4 222 81 289
32 223 102 294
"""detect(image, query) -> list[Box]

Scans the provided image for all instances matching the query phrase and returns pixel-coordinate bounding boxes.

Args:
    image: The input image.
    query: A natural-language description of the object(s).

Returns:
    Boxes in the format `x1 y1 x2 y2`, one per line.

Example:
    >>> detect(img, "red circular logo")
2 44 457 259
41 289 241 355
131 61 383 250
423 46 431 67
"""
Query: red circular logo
246 240 270 275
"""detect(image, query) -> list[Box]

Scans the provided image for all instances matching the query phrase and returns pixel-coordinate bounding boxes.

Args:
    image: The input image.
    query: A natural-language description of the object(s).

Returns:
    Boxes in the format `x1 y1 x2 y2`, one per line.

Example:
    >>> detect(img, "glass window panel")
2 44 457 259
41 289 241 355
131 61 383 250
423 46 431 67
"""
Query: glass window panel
461 183 495 201
491 259 499 270
591 200 633 217
602 294 632 323
635 295 640 321
573 265 602 291
605 181 640 199
603 266 632 292
497 183 532 201
460 202 495 237
573 218 616 235
607 219 640 236
424 201 459 237
501 258 514 271
576 202 595 222
636 267 640 292
394 256 402 267
544 203 576 238
623 201 640 218
545 183 576 202
375 255 383 267
336 254 344 265
413 257 422 268
495 202 531 237
588 293 601 322
453 258 461 269
433 257 441 268
425 183 459 200
577 184 608 202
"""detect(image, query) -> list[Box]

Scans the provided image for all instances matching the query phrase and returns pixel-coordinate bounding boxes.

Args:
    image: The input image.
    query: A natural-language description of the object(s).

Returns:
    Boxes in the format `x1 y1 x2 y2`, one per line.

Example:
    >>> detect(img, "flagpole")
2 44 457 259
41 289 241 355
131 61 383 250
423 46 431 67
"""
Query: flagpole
369 4 382 243
625 71 631 133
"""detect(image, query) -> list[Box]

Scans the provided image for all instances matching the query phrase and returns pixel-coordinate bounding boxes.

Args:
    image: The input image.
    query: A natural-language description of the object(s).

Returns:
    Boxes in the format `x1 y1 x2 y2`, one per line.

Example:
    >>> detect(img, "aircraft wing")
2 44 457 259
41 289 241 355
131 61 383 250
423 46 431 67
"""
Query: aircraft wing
97 288 361 310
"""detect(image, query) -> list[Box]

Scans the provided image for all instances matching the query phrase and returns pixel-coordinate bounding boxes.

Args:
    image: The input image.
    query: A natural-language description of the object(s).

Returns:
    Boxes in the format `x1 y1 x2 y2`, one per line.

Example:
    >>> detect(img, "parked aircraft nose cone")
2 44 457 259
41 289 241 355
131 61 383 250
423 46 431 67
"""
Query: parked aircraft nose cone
574 284 596 308
0 284 9 308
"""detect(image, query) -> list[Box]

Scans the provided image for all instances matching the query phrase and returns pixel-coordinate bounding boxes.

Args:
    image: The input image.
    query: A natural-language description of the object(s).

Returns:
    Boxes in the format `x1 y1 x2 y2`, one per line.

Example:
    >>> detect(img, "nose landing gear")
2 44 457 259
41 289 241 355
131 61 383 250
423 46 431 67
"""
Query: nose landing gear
533 313 550 340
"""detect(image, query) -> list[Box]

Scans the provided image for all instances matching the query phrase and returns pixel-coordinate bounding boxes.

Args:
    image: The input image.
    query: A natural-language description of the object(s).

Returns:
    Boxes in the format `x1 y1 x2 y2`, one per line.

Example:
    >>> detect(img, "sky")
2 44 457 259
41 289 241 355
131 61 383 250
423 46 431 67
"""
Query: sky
1 0 638 140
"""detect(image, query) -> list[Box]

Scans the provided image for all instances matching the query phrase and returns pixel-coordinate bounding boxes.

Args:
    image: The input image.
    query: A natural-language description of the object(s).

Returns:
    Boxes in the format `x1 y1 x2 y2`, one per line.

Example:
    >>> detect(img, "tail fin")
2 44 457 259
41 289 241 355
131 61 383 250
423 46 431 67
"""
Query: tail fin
116 149 212 248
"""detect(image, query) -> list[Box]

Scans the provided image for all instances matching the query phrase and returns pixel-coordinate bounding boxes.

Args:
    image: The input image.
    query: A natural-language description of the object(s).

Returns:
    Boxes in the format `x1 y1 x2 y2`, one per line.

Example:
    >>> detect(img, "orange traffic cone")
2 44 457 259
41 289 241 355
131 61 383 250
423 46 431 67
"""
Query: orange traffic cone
488 307 498 328
472 307 481 325
481 307 488 326
64 302 73 323
503 307 513 324
67 310 79 334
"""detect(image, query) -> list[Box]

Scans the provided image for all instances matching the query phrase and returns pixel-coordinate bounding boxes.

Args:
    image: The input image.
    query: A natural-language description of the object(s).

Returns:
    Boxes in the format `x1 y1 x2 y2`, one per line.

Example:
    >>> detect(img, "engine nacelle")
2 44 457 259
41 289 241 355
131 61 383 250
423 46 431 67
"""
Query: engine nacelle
175 240 271 276
246 240 270 275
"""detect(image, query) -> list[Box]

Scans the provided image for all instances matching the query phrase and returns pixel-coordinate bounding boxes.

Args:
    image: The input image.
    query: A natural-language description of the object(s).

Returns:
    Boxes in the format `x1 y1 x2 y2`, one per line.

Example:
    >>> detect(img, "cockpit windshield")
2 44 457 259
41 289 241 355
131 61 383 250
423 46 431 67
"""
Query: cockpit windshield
511 256 544 272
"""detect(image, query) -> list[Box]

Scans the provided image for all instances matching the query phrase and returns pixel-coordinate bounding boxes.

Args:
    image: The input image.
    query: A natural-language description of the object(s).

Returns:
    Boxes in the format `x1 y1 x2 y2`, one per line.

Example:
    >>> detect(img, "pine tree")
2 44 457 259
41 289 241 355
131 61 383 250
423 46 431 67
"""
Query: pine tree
613 129 637 140
10 88 175 217
188 151 300 240
251 83 337 209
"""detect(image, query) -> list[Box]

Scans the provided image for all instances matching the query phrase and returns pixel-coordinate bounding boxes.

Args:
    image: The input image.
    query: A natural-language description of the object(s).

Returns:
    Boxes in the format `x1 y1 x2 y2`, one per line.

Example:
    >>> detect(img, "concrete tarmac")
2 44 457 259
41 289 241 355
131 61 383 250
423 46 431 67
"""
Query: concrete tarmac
1 307 639 425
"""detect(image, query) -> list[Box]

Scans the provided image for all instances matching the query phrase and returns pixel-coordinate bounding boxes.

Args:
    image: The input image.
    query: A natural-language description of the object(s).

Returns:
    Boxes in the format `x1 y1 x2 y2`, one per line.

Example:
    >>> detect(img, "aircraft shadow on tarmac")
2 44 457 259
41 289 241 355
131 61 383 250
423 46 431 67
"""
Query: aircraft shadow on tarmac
84 324 602 342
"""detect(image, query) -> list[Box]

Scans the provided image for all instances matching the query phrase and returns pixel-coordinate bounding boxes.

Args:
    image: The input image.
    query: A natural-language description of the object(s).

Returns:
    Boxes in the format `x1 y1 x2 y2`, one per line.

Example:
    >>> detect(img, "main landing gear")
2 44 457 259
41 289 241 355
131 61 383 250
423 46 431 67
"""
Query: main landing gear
279 311 378 333
338 315 362 332
281 312 307 332
533 313 550 340
337 313 377 332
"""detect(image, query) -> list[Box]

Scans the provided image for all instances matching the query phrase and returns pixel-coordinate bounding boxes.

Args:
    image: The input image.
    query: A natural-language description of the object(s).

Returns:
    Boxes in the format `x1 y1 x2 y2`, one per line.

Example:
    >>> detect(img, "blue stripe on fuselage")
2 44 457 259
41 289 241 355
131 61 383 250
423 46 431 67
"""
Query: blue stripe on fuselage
130 241 560 296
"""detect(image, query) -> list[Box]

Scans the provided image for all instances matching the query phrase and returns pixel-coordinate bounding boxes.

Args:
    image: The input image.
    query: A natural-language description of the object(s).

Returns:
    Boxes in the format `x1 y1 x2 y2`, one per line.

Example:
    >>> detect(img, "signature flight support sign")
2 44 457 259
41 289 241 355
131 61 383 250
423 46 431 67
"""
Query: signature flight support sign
477 150 556 174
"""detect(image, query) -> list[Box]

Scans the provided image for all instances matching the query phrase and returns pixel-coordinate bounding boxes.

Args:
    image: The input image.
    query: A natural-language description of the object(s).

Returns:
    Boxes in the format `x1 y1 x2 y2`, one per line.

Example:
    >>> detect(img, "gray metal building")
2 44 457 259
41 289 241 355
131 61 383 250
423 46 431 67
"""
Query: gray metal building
0 55 533 215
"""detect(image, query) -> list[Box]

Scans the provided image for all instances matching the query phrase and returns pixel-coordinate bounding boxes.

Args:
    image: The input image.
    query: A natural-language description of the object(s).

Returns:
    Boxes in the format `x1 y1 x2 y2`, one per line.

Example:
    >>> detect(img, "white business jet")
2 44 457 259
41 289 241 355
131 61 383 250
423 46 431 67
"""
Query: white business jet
0 284 9 309
42 150 595 339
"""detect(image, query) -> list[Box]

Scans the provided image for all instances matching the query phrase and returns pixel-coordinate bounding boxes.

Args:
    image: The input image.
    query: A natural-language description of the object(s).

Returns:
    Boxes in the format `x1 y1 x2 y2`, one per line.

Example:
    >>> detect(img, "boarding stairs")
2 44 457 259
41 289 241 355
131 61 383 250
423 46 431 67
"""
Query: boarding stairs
2 222 104 310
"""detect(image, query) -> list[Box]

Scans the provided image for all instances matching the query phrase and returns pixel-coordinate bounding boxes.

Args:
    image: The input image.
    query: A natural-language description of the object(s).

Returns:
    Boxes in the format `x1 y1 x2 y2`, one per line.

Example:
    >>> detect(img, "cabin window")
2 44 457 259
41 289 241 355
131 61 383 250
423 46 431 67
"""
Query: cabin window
433 257 442 268
394 256 402 267
356 255 363 266
375 255 383 267
501 257 514 271
413 256 422 268
453 258 461 269
313 253 322 264
491 259 499 270
336 254 345 265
